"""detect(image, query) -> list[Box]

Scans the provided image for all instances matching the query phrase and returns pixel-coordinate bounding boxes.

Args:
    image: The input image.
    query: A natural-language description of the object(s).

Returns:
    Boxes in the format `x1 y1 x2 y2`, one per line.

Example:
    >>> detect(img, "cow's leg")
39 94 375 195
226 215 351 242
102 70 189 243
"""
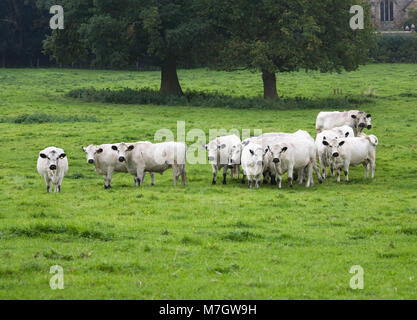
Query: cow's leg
180 165 187 186
242 174 246 184
288 165 294 187
312 161 322 184
319 155 326 179
44 177 52 193
255 176 260 189
236 165 240 180
222 166 227 185
212 165 217 185
306 164 313 188
364 163 370 179
370 161 375 179
172 165 180 186
277 175 282 189
248 176 252 189
336 169 341 182
263 172 269 184
270 174 277 185
298 168 305 185
104 168 114 189
136 168 145 187
344 162 349 182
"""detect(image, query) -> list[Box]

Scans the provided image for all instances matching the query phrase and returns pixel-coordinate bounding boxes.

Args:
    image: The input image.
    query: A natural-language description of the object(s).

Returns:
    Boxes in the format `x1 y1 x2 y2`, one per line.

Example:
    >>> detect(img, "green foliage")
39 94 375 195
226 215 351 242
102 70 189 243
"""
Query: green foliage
204 0 375 74
66 87 371 110
370 34 417 63
0 113 98 124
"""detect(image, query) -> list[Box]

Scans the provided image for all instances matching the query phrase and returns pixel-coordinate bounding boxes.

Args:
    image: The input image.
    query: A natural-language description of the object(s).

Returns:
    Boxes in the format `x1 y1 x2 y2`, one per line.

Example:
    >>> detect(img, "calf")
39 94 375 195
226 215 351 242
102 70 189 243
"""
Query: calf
37 146 68 193
316 110 372 136
323 135 378 182
241 142 265 189
117 141 187 186
315 125 354 178
205 134 241 184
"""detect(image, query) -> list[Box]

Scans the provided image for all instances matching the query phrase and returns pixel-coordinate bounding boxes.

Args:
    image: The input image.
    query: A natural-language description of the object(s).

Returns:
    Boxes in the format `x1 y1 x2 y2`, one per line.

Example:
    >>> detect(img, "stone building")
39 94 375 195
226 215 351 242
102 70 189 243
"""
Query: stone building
370 0 417 30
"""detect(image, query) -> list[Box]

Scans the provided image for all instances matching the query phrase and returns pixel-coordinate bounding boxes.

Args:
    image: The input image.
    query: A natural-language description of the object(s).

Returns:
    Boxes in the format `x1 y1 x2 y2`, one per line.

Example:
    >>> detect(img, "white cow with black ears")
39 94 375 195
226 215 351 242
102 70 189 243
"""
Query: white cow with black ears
316 110 372 136
205 134 241 185
37 146 68 193
323 135 379 182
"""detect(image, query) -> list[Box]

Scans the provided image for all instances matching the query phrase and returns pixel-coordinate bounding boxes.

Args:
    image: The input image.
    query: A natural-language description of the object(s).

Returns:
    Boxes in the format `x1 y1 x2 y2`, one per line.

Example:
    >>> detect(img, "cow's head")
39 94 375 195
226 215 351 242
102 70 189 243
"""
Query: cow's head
204 139 226 164
322 137 345 158
266 144 288 165
116 143 134 163
228 143 243 168
82 145 104 164
40 148 66 171
247 145 265 167
352 112 372 131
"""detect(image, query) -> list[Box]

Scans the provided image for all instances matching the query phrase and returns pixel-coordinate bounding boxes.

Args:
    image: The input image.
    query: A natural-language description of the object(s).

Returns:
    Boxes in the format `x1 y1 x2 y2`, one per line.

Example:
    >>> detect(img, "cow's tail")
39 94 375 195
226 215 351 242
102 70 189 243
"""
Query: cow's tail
366 135 379 146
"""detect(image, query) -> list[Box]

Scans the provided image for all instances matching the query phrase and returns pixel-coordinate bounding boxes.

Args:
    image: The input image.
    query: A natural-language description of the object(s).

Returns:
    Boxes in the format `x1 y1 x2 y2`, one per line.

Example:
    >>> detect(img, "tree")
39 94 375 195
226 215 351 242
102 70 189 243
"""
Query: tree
39 0 211 95
204 0 375 99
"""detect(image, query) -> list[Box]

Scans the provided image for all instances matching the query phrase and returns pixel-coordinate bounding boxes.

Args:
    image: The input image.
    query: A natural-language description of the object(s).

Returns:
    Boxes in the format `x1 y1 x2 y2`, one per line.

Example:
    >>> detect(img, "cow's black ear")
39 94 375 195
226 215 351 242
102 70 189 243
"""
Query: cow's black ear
249 149 254 155
351 115 357 119
367 114 371 118
339 141 345 146
111 145 118 151
128 145 135 151
345 132 350 137
322 140 329 146
97 148 103 154
59 153 66 159
40 153 47 159
281 147 288 152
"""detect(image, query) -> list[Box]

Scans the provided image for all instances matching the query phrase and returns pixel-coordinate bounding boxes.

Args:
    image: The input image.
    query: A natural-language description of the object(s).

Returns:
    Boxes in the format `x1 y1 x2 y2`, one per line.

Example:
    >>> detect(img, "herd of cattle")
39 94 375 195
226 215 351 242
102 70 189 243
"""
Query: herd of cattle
37 110 377 192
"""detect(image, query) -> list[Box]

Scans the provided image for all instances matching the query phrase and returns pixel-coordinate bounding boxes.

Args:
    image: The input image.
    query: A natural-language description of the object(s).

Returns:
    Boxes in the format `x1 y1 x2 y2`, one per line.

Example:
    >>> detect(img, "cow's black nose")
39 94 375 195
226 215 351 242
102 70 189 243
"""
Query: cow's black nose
273 158 279 163
49 165 57 170
332 152 339 158
208 156 214 161
88 159 94 164
119 157 125 162
367 125 372 129
359 123 366 128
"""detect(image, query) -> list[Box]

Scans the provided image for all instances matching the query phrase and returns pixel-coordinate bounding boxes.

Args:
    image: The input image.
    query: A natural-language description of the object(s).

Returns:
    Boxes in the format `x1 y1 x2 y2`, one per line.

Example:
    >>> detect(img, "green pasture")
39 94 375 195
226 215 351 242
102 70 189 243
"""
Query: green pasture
0 65 416 299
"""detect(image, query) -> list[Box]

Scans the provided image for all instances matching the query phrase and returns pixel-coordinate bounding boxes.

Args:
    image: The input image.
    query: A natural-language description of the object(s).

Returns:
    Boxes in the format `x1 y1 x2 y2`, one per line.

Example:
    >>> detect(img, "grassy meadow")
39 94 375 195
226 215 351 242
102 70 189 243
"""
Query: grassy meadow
0 65 416 299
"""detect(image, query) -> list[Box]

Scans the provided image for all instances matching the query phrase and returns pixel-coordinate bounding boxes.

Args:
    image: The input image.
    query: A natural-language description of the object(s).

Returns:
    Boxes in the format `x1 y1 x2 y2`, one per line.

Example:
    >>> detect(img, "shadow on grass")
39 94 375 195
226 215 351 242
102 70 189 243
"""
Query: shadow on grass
66 87 375 110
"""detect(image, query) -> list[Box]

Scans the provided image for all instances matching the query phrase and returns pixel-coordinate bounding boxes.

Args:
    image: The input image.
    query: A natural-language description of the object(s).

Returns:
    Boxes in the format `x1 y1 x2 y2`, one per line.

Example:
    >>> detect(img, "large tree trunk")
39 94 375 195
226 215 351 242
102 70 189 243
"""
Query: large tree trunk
262 70 279 100
160 55 183 96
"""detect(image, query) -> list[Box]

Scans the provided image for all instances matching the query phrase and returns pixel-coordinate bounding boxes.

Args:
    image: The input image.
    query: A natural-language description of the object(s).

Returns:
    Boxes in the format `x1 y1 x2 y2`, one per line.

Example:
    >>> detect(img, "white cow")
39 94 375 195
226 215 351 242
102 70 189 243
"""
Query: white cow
37 146 68 193
243 130 316 184
117 141 187 186
316 110 372 136
323 135 378 182
266 135 322 188
241 142 265 189
315 125 354 178
205 135 241 184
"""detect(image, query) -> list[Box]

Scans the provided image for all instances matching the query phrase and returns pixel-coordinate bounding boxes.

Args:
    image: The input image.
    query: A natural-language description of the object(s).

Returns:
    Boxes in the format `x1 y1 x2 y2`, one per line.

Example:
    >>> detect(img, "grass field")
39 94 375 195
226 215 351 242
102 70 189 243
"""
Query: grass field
0 65 416 299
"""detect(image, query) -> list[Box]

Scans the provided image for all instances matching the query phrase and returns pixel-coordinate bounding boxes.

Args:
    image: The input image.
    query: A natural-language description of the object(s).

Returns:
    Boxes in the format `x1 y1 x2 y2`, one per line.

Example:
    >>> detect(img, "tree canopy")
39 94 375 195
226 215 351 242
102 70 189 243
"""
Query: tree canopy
203 0 375 99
